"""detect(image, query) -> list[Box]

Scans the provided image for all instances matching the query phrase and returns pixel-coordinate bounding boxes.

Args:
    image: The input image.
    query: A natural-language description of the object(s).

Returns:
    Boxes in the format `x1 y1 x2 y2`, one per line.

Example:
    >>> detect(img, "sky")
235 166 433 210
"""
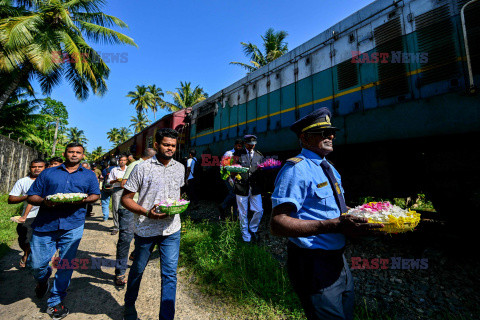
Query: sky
35 0 374 152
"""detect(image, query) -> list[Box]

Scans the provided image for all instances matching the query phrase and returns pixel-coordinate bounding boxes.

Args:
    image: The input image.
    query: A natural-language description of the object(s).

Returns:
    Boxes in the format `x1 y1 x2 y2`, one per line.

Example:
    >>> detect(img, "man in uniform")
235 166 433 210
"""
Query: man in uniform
233 135 264 242
270 108 383 320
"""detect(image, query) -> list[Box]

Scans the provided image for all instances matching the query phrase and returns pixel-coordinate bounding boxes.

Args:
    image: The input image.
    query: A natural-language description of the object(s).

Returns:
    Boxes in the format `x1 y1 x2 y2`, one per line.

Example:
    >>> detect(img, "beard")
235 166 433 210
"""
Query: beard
158 152 173 160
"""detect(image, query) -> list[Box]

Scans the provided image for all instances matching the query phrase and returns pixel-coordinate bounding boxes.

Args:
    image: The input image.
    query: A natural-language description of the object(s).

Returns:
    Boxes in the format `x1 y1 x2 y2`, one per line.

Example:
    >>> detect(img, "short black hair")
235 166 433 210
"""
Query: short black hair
109 158 117 166
31 158 46 166
155 128 178 143
234 139 243 145
118 154 128 160
65 142 85 152
189 149 196 157
49 156 63 164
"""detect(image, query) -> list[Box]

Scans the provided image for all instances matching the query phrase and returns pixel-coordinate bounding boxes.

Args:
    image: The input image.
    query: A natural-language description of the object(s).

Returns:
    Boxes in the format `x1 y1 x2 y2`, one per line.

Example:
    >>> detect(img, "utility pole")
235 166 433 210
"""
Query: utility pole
51 118 59 157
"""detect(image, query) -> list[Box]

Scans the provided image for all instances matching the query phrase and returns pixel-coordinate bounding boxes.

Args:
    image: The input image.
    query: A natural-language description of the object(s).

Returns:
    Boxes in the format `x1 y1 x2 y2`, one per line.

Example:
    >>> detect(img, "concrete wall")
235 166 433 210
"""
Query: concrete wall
0 135 42 194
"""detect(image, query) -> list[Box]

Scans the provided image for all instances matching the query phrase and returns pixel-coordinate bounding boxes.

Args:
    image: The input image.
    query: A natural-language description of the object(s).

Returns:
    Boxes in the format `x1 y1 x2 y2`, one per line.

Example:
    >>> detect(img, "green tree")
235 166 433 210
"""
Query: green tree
126 85 154 117
118 126 131 144
130 112 151 134
147 84 167 121
230 28 288 72
107 127 120 145
0 0 137 109
166 81 207 111
40 98 68 156
91 146 104 160
68 127 88 145
0 95 45 147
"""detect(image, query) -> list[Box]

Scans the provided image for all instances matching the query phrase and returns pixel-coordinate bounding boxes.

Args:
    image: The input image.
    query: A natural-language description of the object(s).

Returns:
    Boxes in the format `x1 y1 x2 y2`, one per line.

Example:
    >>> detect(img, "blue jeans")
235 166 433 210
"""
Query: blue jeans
101 190 112 220
115 209 135 276
124 230 181 320
30 225 84 307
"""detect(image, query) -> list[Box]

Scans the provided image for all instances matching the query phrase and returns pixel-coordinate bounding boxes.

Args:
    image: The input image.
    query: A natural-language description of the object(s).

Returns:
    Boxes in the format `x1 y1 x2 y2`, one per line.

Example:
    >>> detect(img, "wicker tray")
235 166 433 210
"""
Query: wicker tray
223 166 249 173
156 203 190 215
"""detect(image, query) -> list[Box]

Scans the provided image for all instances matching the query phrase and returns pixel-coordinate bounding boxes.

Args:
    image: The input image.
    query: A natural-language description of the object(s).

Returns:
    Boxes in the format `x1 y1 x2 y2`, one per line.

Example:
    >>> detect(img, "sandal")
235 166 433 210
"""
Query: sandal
19 255 27 268
115 275 127 286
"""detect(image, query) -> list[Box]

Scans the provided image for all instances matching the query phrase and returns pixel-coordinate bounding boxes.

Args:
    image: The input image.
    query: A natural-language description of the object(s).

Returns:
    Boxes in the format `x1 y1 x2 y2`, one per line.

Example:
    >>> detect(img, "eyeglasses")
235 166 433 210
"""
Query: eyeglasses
308 130 336 140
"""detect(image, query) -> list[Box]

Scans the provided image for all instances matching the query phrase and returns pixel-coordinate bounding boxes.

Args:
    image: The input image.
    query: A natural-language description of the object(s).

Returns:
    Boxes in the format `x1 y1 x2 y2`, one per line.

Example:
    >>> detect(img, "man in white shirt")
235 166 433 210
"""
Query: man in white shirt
107 154 128 235
219 139 243 220
8 158 46 268
186 149 199 207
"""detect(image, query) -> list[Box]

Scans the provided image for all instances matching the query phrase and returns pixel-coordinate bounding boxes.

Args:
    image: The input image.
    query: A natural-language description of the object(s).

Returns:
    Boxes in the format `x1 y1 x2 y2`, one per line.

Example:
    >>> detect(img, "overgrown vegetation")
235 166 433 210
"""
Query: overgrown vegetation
0 194 22 258
179 218 305 319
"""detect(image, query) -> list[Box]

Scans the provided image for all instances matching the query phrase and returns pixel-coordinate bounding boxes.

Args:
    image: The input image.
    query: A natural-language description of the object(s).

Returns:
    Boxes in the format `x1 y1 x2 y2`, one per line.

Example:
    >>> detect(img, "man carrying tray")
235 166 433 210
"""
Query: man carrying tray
270 108 384 320
27 142 100 319
121 128 185 320
233 134 264 243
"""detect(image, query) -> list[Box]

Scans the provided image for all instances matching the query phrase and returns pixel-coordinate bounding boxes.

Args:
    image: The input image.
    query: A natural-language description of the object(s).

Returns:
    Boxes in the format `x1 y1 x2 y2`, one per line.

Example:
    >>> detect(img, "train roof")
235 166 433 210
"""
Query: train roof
192 0 399 110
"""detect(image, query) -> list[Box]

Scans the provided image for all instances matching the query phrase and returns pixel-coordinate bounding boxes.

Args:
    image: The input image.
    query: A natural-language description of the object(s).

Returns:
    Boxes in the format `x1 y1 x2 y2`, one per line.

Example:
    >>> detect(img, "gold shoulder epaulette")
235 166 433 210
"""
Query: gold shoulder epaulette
286 157 304 164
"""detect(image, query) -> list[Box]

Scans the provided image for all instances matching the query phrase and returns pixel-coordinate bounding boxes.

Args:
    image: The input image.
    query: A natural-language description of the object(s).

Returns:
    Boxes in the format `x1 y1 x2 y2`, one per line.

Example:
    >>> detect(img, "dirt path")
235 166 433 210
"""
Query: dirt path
0 203 234 320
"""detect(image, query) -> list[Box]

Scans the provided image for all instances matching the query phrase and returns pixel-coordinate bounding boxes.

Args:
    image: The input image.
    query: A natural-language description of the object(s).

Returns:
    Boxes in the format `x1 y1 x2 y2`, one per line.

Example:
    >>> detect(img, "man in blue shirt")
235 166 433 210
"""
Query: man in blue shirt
27 142 100 319
271 108 383 320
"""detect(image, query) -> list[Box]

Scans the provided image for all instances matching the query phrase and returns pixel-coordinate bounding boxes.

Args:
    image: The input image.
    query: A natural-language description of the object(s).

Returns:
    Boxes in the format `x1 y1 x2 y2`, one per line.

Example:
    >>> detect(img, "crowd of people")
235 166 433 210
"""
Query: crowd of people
7 109 384 320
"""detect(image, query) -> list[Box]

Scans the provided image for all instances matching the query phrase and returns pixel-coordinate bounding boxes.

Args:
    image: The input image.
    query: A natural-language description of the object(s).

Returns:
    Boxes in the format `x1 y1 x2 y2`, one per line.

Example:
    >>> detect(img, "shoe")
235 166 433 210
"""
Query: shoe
250 232 259 243
47 302 69 319
35 280 50 299
124 305 138 320
111 229 119 235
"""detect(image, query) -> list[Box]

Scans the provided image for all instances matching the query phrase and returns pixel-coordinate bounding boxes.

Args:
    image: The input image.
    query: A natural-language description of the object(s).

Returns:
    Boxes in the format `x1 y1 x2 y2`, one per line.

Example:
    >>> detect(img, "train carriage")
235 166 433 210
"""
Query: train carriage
189 0 480 219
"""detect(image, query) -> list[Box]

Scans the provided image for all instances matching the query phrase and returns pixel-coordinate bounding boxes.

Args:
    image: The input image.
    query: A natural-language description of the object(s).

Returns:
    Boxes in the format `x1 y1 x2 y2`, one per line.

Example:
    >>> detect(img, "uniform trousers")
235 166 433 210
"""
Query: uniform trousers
287 243 354 320
236 190 263 242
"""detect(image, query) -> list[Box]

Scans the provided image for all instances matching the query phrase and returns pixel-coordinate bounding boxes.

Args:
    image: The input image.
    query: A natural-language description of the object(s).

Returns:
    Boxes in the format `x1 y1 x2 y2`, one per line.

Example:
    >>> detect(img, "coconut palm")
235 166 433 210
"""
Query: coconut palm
147 84 167 121
91 146 104 160
126 85 154 117
166 81 207 111
107 127 120 145
230 28 288 73
130 112 151 134
0 0 137 109
118 126 131 143
67 127 88 145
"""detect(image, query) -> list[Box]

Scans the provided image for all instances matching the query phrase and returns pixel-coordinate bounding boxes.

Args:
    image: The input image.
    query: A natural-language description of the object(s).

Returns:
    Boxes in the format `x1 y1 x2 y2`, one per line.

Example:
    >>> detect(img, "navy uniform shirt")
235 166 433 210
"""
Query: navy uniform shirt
271 148 345 250
27 164 101 232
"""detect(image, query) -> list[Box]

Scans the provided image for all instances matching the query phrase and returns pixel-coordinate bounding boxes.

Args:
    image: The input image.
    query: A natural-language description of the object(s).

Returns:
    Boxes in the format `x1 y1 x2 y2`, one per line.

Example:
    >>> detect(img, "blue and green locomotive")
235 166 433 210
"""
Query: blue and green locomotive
189 0 480 217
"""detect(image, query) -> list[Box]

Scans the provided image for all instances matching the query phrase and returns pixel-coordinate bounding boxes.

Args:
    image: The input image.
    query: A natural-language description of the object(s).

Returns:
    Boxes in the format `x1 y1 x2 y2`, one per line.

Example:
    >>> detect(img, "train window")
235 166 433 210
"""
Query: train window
196 112 214 132
146 136 153 148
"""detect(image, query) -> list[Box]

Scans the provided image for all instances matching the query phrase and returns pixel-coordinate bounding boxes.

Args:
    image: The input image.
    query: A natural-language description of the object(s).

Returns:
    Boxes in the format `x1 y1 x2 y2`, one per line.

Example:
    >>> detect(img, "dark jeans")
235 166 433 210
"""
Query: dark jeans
220 179 237 220
124 230 181 320
16 223 29 252
287 243 354 320
186 178 198 204
115 208 135 276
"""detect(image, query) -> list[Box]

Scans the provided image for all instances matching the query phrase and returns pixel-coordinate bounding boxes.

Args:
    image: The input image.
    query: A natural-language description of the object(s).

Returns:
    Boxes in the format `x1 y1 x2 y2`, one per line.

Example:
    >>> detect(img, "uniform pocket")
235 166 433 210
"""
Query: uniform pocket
314 186 334 200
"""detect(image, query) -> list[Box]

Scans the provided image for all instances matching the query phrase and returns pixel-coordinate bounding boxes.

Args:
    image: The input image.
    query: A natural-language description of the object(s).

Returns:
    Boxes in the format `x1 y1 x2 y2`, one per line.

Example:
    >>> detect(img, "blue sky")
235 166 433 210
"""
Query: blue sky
36 0 374 152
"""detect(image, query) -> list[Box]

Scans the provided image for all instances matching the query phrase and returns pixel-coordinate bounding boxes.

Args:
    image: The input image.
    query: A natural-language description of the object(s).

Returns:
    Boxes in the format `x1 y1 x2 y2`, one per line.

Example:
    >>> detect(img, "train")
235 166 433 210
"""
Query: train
106 0 480 220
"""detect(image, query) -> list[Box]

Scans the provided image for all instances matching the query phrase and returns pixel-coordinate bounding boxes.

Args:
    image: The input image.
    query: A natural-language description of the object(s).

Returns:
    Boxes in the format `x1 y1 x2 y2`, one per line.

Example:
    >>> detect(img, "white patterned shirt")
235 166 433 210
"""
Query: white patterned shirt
124 156 185 237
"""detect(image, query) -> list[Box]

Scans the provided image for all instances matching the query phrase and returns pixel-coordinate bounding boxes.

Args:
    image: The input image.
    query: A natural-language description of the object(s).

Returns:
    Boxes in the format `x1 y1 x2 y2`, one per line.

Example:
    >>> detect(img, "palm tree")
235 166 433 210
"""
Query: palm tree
91 146 104 160
68 127 88 145
130 112 151 134
147 84 166 121
166 81 207 111
230 28 289 73
0 0 137 109
107 128 120 145
118 126 131 144
126 85 154 117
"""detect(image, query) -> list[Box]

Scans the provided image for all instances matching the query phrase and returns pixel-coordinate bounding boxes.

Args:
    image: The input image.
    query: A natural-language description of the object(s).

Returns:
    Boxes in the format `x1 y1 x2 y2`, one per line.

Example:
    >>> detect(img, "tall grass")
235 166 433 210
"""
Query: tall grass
180 218 305 319
0 194 23 257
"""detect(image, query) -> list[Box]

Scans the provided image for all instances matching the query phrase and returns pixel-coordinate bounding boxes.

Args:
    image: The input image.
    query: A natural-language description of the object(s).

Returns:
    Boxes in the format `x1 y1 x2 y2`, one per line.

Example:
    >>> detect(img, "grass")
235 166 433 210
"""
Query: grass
179 218 305 319
0 194 23 258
